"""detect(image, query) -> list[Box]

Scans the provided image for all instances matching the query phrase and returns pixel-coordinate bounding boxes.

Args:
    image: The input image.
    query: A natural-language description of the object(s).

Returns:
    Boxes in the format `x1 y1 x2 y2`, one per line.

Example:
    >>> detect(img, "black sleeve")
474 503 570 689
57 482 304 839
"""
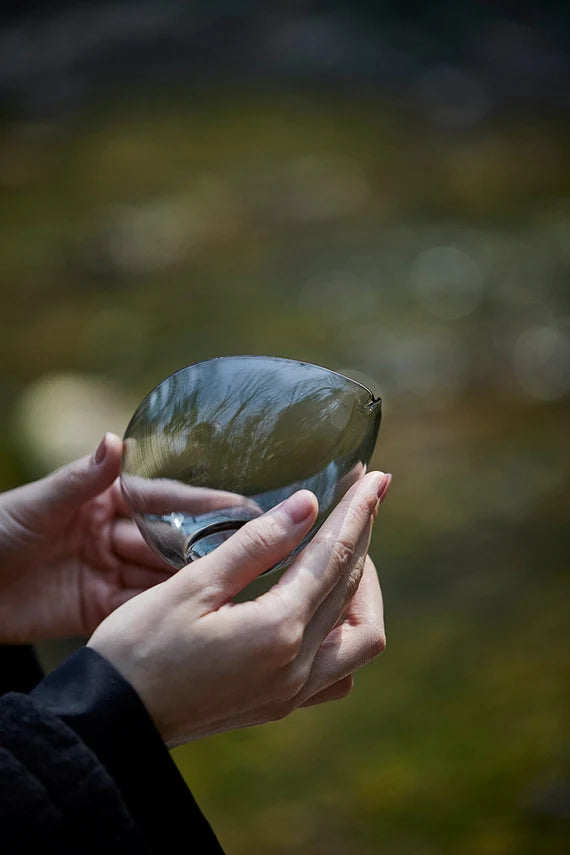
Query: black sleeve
0 647 225 854
0 644 43 694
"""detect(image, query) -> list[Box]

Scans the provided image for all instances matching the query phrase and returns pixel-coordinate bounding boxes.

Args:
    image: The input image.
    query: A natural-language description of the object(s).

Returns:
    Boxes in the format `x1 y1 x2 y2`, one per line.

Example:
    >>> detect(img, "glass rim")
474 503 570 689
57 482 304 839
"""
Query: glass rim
125 355 381 432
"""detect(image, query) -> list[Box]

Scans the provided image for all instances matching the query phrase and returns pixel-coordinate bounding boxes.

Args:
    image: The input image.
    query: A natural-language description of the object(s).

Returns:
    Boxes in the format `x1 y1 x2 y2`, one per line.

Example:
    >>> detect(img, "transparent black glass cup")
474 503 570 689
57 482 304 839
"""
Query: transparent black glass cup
121 356 382 572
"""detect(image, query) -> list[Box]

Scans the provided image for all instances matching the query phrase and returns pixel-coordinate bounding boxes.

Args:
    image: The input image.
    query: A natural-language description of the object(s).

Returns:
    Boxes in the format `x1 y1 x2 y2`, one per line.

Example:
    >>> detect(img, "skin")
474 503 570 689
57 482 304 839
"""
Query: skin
90 470 391 746
0 432 391 746
0 434 174 643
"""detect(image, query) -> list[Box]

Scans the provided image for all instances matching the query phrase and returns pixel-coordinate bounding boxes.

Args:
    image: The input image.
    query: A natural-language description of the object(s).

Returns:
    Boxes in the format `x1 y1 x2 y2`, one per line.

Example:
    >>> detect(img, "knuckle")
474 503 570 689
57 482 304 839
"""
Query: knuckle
349 494 378 528
264 615 304 665
240 517 280 557
330 537 355 578
354 490 377 519
344 564 363 600
351 494 378 525
59 463 84 495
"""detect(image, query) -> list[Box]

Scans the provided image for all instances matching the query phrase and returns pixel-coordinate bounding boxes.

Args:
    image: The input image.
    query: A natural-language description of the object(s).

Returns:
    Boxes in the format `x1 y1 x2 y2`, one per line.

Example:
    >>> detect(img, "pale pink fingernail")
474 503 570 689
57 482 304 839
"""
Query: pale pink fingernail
94 434 108 464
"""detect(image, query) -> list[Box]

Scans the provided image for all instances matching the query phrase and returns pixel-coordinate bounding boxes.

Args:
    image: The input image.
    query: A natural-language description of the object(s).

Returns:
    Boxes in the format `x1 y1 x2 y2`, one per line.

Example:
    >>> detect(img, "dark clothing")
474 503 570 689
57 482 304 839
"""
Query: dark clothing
0 644 43 695
0 645 225 854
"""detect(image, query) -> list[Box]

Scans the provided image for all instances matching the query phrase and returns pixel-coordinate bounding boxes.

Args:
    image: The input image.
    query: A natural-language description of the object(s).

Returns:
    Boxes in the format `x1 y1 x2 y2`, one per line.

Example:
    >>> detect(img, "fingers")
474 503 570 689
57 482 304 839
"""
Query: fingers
300 674 354 707
111 518 174 570
121 475 263 518
110 478 132 517
293 514 373 664
180 490 319 601
216 556 383 730
297 556 385 701
260 471 389 624
16 433 124 522
339 555 384 632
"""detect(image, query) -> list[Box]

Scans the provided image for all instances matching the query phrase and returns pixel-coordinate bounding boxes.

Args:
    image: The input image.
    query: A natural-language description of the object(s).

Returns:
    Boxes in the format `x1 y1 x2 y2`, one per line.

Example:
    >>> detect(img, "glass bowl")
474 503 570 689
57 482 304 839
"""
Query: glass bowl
121 356 381 571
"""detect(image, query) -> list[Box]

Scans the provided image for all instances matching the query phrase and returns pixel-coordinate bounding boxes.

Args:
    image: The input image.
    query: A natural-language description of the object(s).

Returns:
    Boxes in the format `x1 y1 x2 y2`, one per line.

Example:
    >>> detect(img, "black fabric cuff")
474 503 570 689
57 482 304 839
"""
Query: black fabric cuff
0 690 146 854
32 647 224 854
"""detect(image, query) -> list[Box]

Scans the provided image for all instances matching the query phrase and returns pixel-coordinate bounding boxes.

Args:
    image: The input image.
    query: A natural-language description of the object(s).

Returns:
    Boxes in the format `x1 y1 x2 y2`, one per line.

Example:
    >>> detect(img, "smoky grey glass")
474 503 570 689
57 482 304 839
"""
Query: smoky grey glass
121 356 382 572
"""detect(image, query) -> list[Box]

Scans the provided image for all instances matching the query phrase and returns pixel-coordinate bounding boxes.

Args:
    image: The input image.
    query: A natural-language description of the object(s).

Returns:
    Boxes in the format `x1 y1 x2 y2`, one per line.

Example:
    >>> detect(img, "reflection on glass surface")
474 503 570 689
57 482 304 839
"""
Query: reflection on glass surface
121 356 382 571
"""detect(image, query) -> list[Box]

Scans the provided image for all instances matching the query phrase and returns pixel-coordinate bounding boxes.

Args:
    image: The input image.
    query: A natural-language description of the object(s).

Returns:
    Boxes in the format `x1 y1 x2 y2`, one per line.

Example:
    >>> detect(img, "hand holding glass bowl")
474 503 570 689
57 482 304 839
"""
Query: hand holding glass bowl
87 356 389 745
120 356 383 573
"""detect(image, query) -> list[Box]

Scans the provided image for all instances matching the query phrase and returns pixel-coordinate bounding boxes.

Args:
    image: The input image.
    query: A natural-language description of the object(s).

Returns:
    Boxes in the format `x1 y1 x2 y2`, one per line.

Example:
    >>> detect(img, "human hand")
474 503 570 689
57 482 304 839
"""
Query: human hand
0 434 172 643
88 470 391 746
0 434 261 644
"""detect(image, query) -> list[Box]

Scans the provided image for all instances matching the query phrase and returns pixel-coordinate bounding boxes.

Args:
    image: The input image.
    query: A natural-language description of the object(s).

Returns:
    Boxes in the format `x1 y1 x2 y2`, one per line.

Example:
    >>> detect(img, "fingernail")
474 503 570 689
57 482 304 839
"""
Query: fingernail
94 434 107 464
275 490 315 525
376 473 392 505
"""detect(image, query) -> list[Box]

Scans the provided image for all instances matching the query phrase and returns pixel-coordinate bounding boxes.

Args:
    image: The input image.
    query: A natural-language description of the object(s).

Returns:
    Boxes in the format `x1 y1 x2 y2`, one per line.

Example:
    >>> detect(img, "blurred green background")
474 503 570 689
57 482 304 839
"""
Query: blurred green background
1 3 569 854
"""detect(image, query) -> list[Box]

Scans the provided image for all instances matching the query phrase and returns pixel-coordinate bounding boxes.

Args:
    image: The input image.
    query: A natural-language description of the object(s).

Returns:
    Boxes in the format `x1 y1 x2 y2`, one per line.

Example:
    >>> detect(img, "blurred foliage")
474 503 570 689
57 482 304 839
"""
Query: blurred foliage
1 88 569 854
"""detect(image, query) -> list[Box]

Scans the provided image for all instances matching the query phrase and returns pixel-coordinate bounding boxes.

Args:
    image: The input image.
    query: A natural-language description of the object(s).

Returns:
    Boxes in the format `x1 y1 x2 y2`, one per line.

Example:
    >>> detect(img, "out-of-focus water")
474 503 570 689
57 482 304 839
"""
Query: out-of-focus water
1 92 568 855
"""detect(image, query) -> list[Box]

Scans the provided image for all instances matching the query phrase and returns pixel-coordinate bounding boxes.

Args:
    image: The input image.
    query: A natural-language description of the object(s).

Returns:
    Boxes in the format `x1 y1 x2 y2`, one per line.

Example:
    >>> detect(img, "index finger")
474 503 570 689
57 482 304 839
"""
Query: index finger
118 474 262 517
262 471 388 623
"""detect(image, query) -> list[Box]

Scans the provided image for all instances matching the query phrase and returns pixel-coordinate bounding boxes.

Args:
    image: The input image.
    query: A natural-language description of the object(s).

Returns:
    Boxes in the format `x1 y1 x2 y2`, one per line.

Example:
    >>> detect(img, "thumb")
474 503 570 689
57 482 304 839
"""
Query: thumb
186 489 319 602
17 433 124 522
